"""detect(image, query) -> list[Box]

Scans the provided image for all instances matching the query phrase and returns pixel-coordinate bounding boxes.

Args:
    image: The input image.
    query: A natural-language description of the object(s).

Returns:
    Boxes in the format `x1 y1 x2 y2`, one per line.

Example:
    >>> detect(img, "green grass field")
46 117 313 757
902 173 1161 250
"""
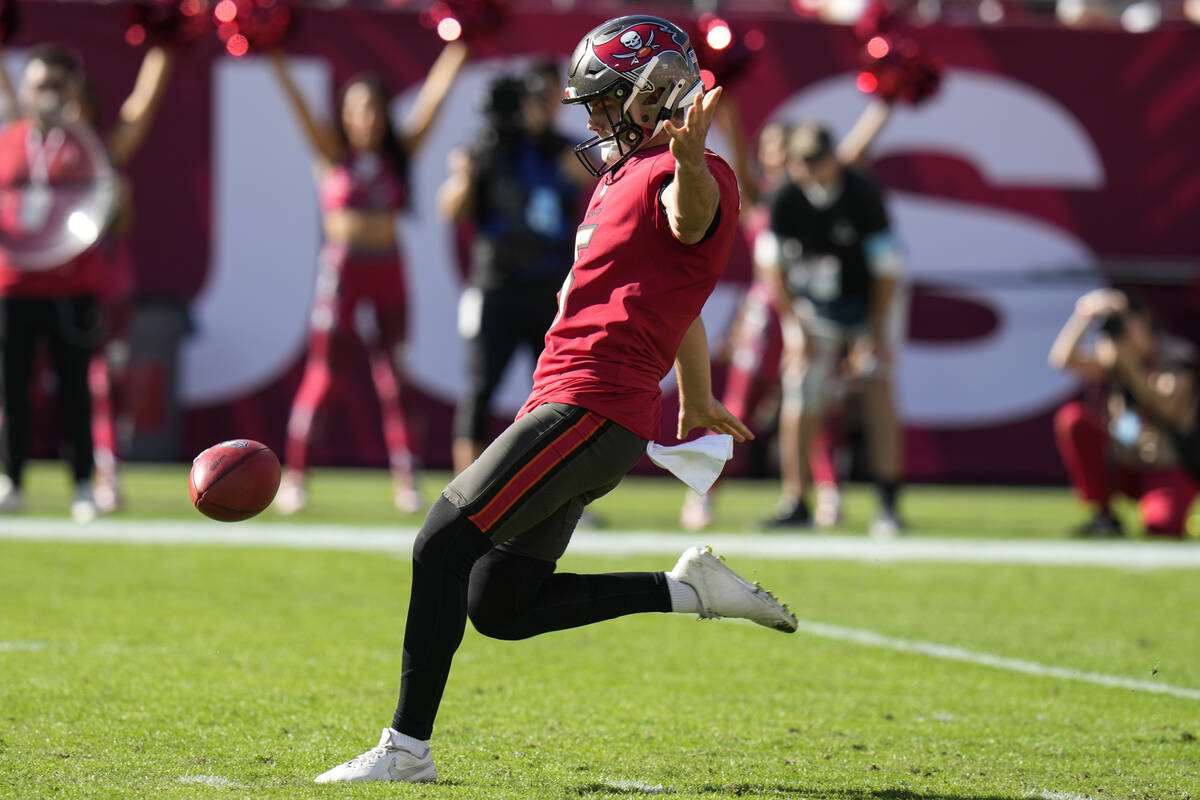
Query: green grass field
2 463 1198 799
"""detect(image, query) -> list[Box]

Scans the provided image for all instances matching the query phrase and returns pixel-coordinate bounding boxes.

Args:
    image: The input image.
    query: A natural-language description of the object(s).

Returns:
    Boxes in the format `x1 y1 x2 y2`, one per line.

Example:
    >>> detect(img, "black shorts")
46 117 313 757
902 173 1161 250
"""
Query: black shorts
443 403 647 562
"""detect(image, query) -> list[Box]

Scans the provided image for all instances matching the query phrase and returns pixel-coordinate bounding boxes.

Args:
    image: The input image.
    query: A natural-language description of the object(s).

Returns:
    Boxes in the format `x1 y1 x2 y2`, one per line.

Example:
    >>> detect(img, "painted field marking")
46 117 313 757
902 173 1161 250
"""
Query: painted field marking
795 619 1200 701
1 517 1199 569
0 641 47 652
178 774 241 789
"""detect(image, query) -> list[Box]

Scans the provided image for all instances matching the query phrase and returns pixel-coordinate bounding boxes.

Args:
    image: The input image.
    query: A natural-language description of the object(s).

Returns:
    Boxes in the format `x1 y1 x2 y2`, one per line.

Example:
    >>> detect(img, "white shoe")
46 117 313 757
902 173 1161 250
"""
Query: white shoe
275 473 307 515
393 475 422 514
680 491 713 532
395 487 422 514
0 475 25 513
71 484 97 524
314 729 436 784
869 512 902 540
94 481 123 515
669 546 797 633
814 484 842 528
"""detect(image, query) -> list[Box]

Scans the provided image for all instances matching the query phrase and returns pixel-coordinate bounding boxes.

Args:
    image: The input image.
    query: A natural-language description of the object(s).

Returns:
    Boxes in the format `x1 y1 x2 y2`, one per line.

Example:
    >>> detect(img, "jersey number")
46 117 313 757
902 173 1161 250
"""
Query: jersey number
555 225 598 324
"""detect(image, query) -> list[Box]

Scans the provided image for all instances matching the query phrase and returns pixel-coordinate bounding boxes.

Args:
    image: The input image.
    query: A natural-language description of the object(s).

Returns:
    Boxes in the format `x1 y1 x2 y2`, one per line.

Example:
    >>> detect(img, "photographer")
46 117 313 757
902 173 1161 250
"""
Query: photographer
1049 289 1198 538
440 60 591 473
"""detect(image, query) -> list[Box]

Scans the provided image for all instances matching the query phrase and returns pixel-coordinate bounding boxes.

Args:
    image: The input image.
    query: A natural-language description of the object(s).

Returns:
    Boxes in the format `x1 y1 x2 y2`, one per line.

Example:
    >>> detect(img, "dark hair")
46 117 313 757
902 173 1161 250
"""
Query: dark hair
26 44 83 78
335 73 408 187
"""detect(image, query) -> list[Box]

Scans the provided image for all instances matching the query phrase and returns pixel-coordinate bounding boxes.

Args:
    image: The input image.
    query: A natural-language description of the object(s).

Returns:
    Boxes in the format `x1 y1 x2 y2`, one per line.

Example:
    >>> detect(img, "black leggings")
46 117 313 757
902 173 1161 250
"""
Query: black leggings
0 296 99 485
453 283 560 444
391 497 670 739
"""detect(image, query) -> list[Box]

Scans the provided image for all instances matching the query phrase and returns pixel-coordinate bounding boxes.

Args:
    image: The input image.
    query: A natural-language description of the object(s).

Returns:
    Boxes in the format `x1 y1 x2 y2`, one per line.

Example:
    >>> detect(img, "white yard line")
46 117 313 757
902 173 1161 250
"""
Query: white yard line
177 774 241 789
794 619 1200 701
0 516 1198 568
0 641 47 652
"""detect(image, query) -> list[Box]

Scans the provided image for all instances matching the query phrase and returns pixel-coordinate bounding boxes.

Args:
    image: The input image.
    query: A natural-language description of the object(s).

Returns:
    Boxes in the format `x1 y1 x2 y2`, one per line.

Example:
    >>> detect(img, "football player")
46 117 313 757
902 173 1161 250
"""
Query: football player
314 15 796 785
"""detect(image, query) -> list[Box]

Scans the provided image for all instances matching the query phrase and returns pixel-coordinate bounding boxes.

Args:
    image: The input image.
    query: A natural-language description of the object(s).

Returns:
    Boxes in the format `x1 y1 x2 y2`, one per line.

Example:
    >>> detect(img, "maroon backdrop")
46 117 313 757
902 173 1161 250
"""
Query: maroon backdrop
9 4 1200 481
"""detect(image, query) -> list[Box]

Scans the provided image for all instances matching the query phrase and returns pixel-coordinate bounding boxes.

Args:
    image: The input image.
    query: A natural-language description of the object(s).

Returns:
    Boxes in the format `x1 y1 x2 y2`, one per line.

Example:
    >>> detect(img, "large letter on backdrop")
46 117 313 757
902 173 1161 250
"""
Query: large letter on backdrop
771 69 1105 427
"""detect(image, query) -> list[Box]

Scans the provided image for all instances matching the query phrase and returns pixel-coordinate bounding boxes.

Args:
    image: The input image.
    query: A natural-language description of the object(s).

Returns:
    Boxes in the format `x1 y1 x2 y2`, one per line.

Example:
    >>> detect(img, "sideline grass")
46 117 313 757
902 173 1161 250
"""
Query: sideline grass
8 460 1191 539
2 540 1198 799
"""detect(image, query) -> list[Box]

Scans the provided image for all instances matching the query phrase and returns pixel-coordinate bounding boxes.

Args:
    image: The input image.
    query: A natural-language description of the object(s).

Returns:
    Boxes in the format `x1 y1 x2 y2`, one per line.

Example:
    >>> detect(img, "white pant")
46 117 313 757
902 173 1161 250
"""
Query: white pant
781 288 909 415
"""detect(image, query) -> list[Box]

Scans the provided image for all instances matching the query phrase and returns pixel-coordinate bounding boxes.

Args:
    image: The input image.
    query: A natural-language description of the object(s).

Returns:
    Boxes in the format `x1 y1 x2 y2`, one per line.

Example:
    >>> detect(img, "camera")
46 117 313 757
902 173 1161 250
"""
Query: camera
482 75 525 134
1097 312 1126 340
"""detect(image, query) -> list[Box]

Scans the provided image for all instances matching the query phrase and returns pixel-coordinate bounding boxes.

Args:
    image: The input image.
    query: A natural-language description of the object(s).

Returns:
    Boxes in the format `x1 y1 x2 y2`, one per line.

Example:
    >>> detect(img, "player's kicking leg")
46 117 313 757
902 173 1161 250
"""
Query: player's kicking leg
314 404 795 783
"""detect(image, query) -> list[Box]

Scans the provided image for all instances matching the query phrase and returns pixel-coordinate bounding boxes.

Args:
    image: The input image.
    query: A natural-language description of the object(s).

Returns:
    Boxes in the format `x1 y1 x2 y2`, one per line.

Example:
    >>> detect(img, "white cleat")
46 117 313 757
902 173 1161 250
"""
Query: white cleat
394 486 422 515
71 484 98 524
669 546 797 633
814 484 842 528
314 729 436 784
275 472 307 516
869 512 902 540
0 475 25 513
680 490 713 532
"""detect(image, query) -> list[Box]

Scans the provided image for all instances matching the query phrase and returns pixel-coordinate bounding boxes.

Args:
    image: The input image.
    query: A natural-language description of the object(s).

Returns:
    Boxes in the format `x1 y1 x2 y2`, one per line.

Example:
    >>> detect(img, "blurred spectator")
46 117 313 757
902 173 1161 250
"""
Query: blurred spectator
761 121 906 536
65 52 174 513
0 44 168 522
268 42 468 515
439 59 591 474
1056 0 1123 26
1050 289 1197 538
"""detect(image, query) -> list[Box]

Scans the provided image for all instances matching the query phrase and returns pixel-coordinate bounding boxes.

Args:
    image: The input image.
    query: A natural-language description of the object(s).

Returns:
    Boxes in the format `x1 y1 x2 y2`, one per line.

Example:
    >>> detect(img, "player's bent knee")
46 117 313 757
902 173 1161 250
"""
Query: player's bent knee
466 551 550 641
412 497 491 577
466 598 525 641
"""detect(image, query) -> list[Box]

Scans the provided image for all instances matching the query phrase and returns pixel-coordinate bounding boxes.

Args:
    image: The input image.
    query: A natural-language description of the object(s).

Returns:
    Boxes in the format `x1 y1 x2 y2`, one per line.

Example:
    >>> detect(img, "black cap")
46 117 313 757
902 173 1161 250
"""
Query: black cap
787 122 834 163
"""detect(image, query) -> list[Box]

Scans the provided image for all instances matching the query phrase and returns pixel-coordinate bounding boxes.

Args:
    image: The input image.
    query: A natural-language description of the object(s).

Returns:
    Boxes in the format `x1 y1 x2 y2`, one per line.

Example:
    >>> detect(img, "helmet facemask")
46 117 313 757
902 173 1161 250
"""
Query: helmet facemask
568 81 644 178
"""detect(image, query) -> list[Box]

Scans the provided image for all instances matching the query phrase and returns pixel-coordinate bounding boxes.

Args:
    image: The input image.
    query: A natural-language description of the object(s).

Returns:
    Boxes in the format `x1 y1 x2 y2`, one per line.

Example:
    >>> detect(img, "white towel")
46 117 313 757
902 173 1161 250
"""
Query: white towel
645 434 733 495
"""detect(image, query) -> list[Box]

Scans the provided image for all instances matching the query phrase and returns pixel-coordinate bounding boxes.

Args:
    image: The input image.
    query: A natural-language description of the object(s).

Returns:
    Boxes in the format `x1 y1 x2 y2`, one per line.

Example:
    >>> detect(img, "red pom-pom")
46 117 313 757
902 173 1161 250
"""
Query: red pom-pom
212 0 293 57
855 4 944 106
189 439 281 522
122 0 212 50
860 37 942 105
853 0 898 41
421 0 509 44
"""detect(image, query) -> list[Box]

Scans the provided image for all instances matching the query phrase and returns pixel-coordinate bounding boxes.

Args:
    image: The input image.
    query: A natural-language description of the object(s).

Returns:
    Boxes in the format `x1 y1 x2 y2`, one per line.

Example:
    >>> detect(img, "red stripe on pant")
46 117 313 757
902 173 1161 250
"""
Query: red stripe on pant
469 411 604 533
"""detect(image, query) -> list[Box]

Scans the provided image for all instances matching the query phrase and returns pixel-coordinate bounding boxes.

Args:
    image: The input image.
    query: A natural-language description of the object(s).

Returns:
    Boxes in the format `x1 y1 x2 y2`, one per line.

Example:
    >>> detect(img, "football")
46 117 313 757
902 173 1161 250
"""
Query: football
189 439 282 522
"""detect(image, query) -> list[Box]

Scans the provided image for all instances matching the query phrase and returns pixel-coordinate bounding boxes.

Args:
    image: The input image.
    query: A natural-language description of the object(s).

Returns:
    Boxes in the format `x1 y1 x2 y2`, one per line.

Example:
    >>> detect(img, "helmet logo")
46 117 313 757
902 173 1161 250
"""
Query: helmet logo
594 22 686 71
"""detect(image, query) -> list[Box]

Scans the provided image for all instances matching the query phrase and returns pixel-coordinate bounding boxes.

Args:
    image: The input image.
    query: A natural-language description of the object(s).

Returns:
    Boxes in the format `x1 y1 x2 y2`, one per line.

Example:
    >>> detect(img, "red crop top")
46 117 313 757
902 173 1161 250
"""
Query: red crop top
320 150 407 212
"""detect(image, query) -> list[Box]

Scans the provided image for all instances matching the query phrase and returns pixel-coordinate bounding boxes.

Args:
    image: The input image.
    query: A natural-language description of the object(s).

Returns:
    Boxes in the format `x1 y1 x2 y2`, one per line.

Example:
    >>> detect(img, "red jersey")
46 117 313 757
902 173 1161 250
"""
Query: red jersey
0 119 107 297
519 144 740 441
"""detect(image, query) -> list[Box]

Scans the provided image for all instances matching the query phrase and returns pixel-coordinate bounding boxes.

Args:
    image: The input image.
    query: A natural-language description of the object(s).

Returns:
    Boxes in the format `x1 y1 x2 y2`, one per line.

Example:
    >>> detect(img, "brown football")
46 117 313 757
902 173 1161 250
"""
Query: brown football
189 439 281 522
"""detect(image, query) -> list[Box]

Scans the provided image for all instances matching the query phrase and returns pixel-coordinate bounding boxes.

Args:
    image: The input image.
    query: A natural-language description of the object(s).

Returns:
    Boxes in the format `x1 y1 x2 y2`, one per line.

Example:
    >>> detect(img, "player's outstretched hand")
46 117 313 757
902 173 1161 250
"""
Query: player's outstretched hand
679 394 754 443
664 86 722 168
